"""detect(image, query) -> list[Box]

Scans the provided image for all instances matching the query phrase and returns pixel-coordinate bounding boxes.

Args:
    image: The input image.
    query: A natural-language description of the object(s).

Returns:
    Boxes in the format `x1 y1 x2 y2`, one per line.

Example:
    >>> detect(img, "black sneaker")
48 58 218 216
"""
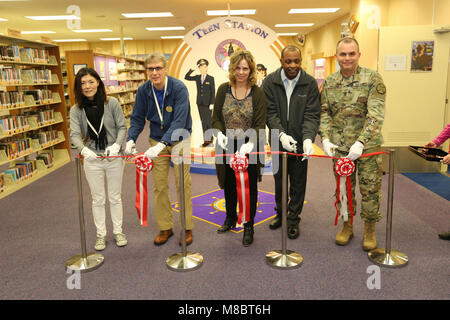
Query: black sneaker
287 224 300 239
242 226 254 246
438 231 450 240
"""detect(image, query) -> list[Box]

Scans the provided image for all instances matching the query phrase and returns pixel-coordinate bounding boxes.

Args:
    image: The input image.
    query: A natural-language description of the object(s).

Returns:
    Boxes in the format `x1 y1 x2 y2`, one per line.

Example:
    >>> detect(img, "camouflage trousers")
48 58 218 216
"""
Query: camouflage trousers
332 149 383 223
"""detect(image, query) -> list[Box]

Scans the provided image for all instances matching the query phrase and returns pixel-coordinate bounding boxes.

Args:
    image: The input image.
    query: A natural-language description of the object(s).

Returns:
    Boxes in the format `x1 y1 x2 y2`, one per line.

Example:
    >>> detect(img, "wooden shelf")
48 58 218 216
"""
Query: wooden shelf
0 35 70 199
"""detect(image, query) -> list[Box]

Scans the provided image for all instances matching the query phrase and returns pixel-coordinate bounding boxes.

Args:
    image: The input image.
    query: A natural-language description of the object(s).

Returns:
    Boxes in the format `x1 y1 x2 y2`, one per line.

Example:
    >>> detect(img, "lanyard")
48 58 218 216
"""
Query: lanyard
151 77 168 130
83 109 104 140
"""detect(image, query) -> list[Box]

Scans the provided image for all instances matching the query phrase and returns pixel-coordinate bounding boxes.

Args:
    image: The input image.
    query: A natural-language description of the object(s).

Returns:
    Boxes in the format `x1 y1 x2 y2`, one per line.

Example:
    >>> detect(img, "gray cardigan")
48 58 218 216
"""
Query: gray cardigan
70 96 127 153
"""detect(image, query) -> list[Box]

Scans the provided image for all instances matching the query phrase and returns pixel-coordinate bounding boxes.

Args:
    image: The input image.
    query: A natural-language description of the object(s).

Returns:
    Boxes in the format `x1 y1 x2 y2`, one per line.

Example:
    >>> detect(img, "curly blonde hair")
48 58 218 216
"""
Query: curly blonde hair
228 50 257 87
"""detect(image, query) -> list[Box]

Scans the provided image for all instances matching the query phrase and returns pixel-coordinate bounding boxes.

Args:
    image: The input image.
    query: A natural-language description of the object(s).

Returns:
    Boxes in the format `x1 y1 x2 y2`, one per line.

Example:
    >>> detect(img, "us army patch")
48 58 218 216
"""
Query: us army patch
376 83 386 95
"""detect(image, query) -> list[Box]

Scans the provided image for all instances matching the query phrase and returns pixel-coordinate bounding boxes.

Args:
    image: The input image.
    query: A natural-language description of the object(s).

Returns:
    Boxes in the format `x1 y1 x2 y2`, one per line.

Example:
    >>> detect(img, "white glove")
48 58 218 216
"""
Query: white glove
279 132 297 152
81 147 98 162
216 131 228 150
144 142 165 160
346 141 364 161
105 143 121 157
322 139 339 157
239 141 254 155
302 139 314 161
124 140 136 155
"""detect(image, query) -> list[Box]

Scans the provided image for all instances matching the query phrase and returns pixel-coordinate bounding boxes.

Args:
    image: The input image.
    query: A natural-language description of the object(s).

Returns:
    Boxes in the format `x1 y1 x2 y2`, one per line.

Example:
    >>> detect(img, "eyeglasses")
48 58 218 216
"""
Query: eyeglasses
198 63 206 67
146 66 164 72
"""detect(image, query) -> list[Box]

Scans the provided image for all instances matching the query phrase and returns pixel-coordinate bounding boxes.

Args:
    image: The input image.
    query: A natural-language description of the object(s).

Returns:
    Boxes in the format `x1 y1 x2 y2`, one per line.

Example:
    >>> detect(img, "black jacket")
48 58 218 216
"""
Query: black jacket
184 70 215 106
263 67 320 152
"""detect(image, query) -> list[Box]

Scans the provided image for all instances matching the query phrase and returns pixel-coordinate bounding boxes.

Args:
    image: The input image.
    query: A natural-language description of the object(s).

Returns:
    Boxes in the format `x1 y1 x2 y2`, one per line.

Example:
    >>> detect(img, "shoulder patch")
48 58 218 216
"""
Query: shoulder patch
376 83 386 95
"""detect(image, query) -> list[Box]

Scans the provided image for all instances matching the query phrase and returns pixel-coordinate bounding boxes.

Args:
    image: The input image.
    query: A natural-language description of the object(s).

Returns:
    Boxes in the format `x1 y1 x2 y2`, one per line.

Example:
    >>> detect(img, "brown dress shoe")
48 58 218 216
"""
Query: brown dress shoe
154 229 173 246
178 230 193 246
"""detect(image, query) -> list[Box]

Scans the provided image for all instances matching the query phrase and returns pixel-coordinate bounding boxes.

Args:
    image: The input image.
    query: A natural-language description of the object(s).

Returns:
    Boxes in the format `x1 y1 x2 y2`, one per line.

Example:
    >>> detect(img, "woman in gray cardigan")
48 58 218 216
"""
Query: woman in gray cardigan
70 68 127 251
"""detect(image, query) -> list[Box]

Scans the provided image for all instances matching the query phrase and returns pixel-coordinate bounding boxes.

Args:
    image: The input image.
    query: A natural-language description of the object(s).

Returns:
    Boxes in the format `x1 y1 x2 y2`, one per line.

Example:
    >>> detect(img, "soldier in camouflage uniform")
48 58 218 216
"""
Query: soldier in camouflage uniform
319 37 386 251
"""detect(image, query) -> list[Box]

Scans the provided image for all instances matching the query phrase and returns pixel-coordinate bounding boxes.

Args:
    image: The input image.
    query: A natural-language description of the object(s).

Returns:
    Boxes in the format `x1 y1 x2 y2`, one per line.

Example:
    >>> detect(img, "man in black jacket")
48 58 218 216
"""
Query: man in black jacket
185 59 215 147
263 45 320 239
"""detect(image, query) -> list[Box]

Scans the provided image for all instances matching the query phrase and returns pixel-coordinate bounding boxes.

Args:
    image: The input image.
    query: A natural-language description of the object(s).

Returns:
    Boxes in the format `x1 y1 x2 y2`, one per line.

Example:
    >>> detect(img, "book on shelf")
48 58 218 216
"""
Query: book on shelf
30 129 57 146
3 159 37 182
14 160 37 180
19 47 50 64
0 172 5 192
0 137 33 159
0 45 20 62
36 150 53 168
0 115 30 135
22 68 52 84
0 91 25 109
0 65 22 85
24 89 52 105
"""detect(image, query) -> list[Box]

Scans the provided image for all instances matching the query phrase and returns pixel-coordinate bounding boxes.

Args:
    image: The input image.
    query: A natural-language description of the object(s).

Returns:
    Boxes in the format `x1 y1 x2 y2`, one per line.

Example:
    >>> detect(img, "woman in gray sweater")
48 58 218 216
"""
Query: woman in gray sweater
70 68 127 251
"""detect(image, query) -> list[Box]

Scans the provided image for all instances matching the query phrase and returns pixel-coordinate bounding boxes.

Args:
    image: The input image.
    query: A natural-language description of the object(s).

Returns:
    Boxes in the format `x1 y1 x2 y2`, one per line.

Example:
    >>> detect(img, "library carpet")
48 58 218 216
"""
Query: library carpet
0 133 448 300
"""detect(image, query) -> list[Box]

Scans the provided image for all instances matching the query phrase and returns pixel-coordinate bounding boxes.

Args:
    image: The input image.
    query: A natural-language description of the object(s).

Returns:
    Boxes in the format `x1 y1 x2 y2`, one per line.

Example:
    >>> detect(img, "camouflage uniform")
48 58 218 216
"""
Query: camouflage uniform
319 66 386 222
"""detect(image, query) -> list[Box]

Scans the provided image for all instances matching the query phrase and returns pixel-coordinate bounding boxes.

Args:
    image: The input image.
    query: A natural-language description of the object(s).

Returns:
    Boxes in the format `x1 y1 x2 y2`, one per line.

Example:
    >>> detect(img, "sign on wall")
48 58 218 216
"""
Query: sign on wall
167 17 285 146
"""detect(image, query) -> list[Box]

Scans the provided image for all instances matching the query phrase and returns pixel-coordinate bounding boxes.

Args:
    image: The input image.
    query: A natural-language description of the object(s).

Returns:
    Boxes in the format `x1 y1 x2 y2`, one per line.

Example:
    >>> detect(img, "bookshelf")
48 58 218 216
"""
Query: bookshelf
64 50 146 126
0 35 70 199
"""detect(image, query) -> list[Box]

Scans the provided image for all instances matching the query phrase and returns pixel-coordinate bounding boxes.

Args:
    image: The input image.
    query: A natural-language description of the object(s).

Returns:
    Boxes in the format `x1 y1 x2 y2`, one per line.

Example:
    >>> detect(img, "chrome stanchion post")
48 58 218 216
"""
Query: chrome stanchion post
266 152 303 269
166 155 203 271
368 149 408 267
66 156 104 272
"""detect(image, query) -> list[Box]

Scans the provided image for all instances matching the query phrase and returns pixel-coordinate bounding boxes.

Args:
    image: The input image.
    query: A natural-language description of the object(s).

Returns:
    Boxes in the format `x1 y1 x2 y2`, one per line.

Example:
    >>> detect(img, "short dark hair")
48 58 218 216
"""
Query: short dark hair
281 45 302 60
336 37 360 53
197 58 209 66
74 67 106 108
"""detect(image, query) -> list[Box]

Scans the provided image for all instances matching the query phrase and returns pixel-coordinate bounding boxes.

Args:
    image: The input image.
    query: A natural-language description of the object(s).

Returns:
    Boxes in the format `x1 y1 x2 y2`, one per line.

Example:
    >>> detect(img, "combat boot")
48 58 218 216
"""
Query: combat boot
363 221 377 251
335 221 353 245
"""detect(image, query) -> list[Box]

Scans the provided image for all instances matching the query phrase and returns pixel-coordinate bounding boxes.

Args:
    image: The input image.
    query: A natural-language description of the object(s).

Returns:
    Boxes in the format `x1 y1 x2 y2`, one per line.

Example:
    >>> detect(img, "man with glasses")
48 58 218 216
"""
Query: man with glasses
184 58 215 147
263 45 321 239
125 53 194 246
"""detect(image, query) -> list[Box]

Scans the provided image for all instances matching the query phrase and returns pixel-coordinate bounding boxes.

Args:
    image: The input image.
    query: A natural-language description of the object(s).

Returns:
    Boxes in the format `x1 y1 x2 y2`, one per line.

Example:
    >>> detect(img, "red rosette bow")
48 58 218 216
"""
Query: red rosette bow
334 158 356 225
230 153 250 225
134 154 153 226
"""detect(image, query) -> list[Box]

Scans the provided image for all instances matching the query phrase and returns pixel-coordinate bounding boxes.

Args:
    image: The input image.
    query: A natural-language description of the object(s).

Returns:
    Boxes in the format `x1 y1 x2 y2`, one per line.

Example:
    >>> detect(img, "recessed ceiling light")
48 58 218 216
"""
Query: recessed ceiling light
277 33 299 36
72 29 112 33
289 8 340 14
25 15 80 21
206 9 256 16
100 37 133 41
0 18 8 21
146 26 185 31
53 39 87 42
160 36 184 39
275 23 314 27
21 31 56 34
122 12 173 18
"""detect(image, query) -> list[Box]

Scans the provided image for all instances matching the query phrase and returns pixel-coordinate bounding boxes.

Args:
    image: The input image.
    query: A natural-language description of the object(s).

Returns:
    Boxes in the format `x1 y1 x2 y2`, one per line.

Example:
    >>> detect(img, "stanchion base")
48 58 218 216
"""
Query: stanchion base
265 250 303 269
166 252 203 272
368 248 408 268
65 252 104 273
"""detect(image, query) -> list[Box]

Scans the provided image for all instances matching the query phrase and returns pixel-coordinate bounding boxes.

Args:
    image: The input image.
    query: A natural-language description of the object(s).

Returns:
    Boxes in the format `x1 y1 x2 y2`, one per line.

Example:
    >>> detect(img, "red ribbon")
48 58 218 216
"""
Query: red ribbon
334 158 356 225
134 155 153 226
230 153 250 225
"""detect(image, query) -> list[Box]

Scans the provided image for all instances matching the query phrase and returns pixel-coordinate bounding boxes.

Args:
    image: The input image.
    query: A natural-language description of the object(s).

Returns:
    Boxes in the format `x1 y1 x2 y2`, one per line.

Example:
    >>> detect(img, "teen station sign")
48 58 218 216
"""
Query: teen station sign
168 16 284 145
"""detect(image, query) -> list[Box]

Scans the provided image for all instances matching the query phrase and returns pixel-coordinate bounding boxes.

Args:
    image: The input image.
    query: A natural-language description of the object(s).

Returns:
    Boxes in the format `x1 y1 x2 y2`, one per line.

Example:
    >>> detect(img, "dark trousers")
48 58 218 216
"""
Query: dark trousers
198 104 212 137
273 154 308 226
222 139 258 227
